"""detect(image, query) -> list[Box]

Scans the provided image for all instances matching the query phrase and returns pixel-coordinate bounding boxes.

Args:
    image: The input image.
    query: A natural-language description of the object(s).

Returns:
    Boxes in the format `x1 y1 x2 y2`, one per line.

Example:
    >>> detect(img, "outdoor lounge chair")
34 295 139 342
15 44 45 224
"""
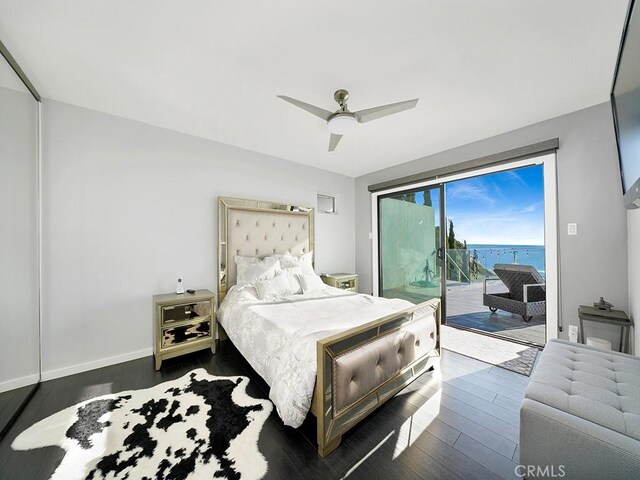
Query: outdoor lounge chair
483 264 546 322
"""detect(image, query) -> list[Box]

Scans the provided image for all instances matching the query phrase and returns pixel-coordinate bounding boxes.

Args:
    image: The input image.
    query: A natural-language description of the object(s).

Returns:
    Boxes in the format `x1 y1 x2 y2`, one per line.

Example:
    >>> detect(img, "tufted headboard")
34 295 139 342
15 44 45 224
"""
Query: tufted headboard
218 197 314 303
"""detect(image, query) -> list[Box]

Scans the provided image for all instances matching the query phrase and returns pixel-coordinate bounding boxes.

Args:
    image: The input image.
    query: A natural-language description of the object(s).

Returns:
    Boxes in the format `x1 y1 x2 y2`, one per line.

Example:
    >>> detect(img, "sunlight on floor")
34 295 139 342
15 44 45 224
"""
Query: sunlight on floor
442 325 526 364
439 355 494 381
341 431 396 479
392 388 442 459
341 382 443 478
76 382 113 402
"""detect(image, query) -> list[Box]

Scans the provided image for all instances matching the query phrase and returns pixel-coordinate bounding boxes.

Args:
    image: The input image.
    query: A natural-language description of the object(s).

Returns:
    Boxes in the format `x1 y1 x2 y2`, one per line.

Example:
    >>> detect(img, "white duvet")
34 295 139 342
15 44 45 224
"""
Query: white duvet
217 286 412 427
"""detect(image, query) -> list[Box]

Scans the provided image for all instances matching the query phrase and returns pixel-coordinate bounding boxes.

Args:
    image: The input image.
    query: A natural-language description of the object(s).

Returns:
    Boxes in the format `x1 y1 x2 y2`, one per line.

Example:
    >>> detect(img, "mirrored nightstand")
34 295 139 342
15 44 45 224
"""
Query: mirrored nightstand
320 273 358 292
153 289 215 370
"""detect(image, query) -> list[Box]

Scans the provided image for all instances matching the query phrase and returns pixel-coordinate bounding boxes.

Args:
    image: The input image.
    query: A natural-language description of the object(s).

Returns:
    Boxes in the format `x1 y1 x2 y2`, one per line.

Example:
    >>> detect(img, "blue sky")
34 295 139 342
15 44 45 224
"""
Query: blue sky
443 165 544 245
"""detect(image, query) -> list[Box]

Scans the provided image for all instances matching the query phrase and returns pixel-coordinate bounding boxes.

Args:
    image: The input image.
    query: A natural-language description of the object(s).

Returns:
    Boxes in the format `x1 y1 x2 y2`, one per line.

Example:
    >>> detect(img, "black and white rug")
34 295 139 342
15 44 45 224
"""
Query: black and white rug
12 369 272 480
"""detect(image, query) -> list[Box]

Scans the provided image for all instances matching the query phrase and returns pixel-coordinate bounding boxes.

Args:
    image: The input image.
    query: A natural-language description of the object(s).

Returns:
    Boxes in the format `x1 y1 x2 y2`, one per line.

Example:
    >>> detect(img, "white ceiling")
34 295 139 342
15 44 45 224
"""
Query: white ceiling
0 1 629 177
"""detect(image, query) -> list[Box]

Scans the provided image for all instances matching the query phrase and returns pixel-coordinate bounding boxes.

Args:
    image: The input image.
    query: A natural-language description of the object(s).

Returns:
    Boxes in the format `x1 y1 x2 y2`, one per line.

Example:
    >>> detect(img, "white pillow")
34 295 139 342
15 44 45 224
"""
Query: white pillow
279 251 315 276
282 266 303 277
260 254 302 277
235 255 281 289
254 272 301 300
296 273 326 294
287 270 303 294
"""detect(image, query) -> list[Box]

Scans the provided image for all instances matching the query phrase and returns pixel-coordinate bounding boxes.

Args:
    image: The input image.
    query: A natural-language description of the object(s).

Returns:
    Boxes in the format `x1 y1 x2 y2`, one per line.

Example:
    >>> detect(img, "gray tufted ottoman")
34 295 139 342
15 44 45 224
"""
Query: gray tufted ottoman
520 339 640 479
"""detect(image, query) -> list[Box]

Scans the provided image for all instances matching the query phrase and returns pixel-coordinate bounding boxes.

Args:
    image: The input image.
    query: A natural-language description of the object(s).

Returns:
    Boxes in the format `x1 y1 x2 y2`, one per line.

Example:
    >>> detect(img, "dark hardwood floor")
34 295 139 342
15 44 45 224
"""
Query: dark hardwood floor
0 342 527 479
0 384 38 440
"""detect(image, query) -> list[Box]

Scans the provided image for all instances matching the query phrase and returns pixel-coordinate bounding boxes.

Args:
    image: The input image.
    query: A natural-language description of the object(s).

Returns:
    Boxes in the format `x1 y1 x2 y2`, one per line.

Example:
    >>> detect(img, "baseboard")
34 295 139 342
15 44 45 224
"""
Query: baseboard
0 374 40 394
41 348 153 382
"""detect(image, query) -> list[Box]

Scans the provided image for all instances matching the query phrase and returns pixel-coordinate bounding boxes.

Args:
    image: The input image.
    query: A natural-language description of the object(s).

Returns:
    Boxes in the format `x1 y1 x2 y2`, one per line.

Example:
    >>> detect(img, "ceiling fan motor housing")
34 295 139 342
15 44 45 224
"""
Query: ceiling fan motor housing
327 112 358 134
334 89 350 107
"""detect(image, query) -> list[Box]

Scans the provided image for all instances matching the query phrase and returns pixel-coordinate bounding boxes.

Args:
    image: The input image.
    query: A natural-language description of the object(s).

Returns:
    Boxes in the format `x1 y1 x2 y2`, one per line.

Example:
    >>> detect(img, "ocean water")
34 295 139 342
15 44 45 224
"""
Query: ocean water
466 244 545 276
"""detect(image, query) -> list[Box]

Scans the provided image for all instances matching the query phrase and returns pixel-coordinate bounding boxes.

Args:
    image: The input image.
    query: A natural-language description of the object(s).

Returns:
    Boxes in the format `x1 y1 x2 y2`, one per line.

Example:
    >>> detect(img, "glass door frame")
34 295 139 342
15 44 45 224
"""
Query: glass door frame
376 184 447 321
371 153 559 343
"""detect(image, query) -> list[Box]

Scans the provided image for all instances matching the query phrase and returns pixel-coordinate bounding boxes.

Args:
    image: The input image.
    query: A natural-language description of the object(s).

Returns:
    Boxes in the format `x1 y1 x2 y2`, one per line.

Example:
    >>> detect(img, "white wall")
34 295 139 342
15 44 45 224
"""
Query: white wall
0 86 40 392
355 102 629 344
38 97 637 377
41 99 355 379
629 210 640 355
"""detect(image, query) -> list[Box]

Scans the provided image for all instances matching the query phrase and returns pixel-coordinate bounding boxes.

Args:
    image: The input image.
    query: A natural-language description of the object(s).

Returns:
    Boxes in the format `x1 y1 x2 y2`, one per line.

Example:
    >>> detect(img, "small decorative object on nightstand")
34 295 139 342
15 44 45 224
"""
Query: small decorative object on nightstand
593 296 613 311
321 273 358 292
153 289 215 370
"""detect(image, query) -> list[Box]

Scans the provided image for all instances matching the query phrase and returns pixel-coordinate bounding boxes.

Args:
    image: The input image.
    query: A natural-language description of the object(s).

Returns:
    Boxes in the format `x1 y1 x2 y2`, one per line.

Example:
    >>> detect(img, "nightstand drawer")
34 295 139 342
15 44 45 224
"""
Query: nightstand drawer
337 278 357 290
321 273 358 292
162 320 211 348
161 301 211 325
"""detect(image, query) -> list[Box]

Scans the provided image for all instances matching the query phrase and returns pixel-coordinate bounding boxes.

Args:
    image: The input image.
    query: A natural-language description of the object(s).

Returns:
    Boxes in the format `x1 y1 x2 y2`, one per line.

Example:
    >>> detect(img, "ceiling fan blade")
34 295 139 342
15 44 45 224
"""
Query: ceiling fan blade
354 98 419 123
277 95 333 121
328 133 343 152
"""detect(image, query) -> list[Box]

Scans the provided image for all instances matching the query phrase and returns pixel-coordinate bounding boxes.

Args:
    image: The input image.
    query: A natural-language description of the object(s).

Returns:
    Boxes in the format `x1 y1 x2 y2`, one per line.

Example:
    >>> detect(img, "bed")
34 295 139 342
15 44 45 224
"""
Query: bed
217 197 441 457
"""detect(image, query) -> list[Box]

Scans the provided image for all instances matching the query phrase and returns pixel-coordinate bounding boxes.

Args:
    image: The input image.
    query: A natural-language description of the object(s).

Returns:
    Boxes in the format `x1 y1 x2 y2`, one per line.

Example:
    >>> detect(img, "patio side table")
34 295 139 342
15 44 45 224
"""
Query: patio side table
577 305 632 353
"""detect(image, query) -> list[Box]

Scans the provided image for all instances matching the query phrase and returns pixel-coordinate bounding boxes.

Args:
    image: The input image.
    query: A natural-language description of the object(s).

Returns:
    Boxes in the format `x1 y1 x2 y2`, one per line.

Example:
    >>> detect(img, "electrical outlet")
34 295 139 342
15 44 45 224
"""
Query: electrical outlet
567 223 578 235
568 325 579 342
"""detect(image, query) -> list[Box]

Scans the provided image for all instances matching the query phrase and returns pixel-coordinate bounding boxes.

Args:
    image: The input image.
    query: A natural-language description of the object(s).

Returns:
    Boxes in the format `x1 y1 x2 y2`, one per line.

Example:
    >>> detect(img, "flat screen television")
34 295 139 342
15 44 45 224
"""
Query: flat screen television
611 0 640 209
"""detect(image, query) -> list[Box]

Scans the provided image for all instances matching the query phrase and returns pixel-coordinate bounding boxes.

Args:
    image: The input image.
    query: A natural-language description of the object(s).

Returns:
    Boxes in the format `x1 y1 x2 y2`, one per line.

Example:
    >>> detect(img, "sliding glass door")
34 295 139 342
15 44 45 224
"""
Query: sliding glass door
378 186 445 308
376 161 549 347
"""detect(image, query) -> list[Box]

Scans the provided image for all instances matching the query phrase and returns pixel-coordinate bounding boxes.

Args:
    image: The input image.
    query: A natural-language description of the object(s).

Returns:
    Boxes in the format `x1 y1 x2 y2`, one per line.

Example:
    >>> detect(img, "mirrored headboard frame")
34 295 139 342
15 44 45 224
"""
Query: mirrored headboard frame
218 196 314 304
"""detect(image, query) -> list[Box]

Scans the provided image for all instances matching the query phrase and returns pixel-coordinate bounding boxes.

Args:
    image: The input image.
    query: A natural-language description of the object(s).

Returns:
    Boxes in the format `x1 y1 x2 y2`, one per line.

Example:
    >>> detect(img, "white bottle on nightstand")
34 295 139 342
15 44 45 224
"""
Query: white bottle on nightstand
176 278 184 294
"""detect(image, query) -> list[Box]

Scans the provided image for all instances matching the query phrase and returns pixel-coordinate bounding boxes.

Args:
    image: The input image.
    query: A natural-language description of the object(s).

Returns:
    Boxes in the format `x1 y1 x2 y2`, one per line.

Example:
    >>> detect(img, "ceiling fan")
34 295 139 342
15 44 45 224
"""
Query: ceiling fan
277 89 419 152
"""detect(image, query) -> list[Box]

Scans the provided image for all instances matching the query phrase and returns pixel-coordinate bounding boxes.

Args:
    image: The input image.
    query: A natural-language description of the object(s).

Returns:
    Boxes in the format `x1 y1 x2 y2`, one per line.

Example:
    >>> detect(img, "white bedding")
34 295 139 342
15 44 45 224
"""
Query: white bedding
217 286 413 427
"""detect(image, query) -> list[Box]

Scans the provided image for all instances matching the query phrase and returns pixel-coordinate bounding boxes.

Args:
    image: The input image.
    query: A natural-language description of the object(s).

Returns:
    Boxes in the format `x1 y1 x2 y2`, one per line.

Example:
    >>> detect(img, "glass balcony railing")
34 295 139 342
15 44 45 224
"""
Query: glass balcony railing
446 246 545 283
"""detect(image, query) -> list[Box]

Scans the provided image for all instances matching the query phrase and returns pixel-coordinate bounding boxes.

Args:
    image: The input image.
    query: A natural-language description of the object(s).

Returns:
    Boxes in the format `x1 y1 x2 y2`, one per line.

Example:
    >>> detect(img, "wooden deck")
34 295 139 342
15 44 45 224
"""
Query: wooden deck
384 282 546 346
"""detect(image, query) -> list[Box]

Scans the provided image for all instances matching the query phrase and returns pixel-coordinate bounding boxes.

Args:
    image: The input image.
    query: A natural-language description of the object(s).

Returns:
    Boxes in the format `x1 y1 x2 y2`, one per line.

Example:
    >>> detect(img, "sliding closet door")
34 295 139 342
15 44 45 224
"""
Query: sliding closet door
378 186 444 306
0 48 40 437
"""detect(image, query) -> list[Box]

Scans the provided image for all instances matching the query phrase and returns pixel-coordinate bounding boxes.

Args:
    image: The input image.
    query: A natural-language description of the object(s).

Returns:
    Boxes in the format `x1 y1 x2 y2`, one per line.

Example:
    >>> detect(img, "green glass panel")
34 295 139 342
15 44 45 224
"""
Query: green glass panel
380 187 442 305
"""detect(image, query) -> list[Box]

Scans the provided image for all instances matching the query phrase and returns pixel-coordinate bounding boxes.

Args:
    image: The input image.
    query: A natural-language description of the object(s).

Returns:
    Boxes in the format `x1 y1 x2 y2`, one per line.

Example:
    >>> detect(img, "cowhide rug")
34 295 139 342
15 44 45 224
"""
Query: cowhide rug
12 369 272 480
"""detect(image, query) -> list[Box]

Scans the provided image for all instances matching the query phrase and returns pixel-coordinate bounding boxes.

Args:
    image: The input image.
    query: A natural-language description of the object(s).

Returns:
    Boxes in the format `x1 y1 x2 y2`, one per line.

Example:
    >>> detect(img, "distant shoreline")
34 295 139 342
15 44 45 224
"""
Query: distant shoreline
466 244 544 249
465 244 545 272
